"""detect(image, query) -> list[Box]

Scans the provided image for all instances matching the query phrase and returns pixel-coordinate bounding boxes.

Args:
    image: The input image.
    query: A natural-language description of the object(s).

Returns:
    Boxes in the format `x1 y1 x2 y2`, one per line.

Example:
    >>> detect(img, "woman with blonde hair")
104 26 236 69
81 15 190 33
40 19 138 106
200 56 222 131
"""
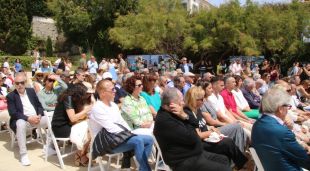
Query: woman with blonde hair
184 86 248 170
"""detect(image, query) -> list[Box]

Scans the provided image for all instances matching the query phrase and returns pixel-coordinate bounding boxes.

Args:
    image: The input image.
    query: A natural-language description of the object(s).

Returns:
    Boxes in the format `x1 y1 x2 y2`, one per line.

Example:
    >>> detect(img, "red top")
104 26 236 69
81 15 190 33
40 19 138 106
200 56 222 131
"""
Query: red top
220 89 237 113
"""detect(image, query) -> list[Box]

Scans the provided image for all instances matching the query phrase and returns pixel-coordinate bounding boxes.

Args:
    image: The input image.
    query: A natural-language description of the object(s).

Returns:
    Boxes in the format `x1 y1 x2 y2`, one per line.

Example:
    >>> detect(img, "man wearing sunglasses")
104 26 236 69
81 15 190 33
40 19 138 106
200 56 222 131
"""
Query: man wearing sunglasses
6 72 47 166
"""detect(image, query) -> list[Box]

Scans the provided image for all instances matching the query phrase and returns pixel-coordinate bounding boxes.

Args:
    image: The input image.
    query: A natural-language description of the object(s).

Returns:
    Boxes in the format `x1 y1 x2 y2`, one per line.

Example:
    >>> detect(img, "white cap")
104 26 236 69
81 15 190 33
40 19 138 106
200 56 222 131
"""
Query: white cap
184 72 195 77
102 72 112 79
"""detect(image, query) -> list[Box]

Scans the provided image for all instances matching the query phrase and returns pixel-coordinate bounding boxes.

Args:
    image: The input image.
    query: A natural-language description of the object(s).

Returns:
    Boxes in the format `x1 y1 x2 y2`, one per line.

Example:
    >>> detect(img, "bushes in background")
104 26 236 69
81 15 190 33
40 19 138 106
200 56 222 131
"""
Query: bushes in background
0 56 58 71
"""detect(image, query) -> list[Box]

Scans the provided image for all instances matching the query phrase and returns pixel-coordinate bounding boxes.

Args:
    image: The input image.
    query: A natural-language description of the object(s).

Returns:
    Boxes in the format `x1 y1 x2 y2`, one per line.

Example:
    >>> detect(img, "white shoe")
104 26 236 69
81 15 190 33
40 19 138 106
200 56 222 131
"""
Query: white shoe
43 145 57 156
20 154 31 166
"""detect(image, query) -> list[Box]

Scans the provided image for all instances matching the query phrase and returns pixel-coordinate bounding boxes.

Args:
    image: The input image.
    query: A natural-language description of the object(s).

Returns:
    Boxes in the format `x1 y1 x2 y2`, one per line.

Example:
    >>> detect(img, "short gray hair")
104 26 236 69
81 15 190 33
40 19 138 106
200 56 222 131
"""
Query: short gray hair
161 87 180 106
243 78 254 88
261 87 291 114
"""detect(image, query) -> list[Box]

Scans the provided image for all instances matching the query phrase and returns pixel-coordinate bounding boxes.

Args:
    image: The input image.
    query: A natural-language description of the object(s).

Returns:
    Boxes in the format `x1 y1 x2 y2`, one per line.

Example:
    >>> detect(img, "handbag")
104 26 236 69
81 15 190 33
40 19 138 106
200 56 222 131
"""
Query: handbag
92 123 136 159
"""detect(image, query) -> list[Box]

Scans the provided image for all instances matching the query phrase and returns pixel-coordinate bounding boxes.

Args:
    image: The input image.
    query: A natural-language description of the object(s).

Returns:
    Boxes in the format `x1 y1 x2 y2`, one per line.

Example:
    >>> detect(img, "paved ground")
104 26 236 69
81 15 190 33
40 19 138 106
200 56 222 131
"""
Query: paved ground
0 131 125 171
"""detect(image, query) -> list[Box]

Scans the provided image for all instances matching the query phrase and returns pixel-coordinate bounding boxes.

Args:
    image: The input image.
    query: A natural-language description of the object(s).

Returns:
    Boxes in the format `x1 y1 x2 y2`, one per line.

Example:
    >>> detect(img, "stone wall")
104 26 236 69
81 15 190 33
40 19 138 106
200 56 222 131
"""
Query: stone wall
31 16 58 42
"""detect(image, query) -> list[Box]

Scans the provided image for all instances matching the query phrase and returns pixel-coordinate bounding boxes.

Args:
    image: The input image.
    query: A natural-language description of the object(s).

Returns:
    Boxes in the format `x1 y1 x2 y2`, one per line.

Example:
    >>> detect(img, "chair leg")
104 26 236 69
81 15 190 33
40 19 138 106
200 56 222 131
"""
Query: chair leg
88 148 93 171
51 134 66 169
116 154 120 166
107 156 111 171
97 157 105 171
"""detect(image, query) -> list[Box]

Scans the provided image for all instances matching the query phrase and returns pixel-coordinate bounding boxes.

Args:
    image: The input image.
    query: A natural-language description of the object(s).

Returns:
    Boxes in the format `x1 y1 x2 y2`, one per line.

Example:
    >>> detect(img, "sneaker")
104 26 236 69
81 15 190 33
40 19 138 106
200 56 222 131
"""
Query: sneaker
43 145 57 156
20 154 31 166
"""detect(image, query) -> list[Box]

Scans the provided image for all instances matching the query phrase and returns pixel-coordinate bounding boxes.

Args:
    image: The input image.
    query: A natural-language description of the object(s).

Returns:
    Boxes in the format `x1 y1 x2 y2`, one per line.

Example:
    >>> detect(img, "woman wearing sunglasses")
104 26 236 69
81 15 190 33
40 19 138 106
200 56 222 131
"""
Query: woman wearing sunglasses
37 73 68 114
183 86 248 170
121 74 153 130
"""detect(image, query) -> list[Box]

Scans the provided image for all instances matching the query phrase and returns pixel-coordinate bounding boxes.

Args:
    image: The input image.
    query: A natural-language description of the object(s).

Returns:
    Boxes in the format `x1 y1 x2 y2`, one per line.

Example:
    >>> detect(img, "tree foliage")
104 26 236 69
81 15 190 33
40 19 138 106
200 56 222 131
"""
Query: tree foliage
185 0 310 61
52 0 138 57
0 0 31 55
109 0 189 55
46 36 53 57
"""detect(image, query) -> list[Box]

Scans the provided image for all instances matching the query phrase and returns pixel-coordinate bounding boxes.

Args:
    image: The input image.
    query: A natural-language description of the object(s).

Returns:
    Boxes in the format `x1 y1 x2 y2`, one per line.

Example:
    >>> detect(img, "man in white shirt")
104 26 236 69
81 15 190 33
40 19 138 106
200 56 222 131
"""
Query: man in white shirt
232 59 243 76
87 56 98 75
6 73 47 166
208 77 237 124
89 80 153 171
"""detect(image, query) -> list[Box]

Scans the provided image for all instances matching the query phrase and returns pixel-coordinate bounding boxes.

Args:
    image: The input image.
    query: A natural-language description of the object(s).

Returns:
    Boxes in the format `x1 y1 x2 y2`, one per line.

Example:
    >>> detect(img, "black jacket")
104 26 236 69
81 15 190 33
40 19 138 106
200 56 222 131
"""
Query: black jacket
7 88 44 132
153 107 202 167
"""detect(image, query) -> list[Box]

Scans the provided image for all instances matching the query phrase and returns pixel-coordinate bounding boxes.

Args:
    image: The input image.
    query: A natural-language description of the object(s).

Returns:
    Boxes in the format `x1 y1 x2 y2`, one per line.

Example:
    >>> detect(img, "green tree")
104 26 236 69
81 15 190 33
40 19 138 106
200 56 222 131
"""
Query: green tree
0 0 31 55
52 0 137 57
109 0 189 56
25 0 52 21
46 36 53 57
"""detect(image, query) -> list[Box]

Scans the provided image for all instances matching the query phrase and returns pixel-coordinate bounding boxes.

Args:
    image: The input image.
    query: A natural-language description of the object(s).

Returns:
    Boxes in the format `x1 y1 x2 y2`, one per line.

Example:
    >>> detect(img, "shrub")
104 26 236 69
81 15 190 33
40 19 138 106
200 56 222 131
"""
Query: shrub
46 36 53 57
0 56 58 71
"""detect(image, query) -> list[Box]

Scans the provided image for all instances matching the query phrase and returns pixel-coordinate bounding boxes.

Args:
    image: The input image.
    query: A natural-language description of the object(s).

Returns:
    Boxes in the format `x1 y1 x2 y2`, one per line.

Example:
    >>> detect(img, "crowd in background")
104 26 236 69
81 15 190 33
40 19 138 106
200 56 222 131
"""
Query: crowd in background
0 53 309 170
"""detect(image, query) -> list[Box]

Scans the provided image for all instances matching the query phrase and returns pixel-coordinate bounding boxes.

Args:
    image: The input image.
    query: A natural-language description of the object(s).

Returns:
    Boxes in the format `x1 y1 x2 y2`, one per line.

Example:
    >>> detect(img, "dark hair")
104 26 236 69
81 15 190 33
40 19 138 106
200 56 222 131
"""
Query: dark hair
58 83 90 113
124 75 142 94
142 74 157 95
196 80 211 91
262 73 270 79
210 76 224 84
233 75 242 83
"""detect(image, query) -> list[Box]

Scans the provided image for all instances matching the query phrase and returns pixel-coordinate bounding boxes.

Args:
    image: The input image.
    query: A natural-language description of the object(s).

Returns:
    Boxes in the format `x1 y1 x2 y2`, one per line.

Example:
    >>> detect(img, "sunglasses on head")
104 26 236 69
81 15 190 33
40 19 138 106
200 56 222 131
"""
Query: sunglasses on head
15 81 25 86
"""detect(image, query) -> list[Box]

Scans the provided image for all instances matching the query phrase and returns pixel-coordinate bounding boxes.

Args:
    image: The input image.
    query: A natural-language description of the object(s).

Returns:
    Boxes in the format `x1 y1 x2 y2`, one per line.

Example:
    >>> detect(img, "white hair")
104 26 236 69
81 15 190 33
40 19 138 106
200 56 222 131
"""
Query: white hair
243 78 254 88
261 87 291 114
161 87 180 106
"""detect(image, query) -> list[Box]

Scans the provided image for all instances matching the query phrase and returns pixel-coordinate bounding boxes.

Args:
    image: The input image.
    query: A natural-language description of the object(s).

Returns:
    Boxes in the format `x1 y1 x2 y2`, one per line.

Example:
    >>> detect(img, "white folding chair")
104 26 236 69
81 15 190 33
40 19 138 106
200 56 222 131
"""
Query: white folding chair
9 124 44 149
87 120 121 171
152 135 171 171
249 147 265 171
44 114 76 169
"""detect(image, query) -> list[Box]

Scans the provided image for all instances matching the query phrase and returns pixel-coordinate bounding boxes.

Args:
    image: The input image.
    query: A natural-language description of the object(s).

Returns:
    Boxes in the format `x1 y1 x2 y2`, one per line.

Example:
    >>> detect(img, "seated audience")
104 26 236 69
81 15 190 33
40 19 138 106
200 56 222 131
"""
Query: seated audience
141 74 161 117
154 87 231 171
233 76 260 119
197 80 248 152
252 87 310 171
89 80 153 171
7 73 48 166
221 76 255 122
37 73 68 114
51 83 92 166
241 78 261 118
32 71 44 93
183 86 248 169
121 75 153 129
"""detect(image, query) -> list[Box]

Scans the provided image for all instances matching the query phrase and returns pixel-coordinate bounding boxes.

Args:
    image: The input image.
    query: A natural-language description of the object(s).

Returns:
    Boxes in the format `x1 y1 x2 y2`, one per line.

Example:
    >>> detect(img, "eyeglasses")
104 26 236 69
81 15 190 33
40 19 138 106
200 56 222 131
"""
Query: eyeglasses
282 104 292 110
48 78 55 83
135 84 143 87
15 81 25 86
196 98 204 102
105 87 116 93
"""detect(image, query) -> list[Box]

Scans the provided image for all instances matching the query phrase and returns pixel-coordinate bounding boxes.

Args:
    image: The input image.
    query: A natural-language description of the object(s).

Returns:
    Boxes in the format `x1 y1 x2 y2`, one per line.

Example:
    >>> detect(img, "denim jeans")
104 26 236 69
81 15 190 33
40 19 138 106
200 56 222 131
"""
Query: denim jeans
112 134 153 171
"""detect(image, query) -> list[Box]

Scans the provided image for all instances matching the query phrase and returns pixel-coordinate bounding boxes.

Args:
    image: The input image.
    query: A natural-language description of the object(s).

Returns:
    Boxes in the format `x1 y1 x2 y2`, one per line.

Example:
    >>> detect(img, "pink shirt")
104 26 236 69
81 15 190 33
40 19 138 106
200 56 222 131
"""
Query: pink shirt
220 89 238 113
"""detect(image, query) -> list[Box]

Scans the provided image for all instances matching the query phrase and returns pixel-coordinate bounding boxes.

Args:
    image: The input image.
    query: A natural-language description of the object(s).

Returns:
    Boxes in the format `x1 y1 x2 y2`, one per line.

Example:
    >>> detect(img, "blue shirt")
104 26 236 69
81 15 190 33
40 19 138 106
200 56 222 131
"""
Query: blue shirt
182 82 192 95
184 64 189 73
140 91 161 112
15 63 22 72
